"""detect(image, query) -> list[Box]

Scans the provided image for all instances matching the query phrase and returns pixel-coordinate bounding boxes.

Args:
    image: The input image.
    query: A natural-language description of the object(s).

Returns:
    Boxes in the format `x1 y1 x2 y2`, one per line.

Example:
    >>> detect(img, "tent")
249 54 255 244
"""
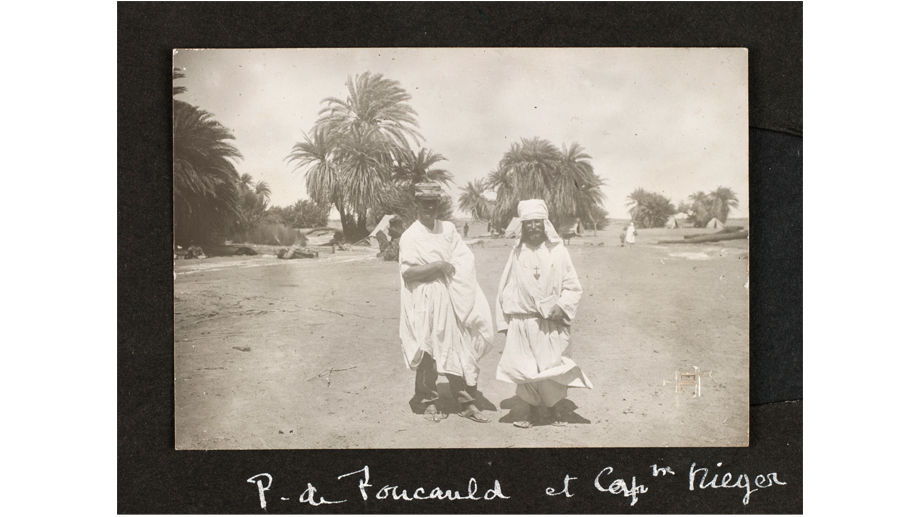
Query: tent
504 217 522 238
706 217 725 229
665 215 681 229
370 215 396 248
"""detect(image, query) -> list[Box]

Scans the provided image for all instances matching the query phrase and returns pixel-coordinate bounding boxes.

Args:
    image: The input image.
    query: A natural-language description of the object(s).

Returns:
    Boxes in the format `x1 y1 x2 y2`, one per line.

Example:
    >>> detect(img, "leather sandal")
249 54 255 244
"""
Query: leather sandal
459 406 492 423
423 405 445 423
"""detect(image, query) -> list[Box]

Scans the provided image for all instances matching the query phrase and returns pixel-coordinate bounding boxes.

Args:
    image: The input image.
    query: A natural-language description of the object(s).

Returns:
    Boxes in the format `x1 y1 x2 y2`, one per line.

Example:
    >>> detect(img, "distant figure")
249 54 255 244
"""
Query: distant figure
487 222 492 233
329 231 347 253
625 222 637 246
378 216 404 261
463 222 470 238
374 230 390 252
398 182 494 424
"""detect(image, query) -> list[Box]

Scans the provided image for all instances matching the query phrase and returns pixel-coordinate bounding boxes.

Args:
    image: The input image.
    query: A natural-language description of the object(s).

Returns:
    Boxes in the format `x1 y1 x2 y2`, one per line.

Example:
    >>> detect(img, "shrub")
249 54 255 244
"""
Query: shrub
229 222 301 246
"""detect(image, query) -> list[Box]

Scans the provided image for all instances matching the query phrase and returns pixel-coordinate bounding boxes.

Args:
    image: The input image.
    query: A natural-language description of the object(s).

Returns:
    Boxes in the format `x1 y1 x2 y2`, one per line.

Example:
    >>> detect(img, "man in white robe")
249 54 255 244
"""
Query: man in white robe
495 199 593 428
625 221 637 245
399 182 494 423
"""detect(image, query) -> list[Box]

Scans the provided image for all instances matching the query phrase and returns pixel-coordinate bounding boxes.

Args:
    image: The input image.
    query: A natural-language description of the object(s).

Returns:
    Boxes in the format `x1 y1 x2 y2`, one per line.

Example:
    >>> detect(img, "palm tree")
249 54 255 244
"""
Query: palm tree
392 148 452 187
688 191 712 227
710 186 740 223
482 138 609 233
552 142 604 229
626 188 676 228
291 72 424 240
318 72 423 151
498 137 562 201
173 99 243 246
458 178 494 222
287 126 340 213
172 68 187 97
236 173 273 234
573 181 607 236
485 167 517 228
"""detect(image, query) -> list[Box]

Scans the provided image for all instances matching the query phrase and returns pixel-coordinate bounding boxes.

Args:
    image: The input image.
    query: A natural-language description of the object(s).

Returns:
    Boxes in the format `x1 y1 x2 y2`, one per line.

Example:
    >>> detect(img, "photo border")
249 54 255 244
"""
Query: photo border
118 3 802 513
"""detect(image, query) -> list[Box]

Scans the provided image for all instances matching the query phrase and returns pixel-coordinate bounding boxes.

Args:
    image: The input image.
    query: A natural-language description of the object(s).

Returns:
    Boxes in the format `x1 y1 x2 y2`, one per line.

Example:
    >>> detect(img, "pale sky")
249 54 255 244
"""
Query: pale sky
173 48 748 219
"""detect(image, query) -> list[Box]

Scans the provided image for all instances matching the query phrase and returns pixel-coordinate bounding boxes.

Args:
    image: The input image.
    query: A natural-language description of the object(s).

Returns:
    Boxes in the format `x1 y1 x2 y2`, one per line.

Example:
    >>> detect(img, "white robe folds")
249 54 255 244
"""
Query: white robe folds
495 239 593 391
399 220 494 386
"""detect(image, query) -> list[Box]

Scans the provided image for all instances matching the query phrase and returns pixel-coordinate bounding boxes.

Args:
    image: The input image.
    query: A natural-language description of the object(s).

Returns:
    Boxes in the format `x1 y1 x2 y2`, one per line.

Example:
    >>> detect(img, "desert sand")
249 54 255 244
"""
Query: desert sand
174 222 749 449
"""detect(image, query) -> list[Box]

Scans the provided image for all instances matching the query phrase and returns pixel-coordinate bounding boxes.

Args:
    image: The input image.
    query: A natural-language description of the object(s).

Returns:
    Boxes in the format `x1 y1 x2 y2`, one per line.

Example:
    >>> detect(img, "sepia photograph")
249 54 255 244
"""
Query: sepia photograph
172 47 750 449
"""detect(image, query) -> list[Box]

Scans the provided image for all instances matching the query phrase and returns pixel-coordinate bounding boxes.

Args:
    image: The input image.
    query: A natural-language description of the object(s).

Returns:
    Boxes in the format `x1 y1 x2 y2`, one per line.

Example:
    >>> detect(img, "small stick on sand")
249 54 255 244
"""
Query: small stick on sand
308 365 357 386
309 306 345 317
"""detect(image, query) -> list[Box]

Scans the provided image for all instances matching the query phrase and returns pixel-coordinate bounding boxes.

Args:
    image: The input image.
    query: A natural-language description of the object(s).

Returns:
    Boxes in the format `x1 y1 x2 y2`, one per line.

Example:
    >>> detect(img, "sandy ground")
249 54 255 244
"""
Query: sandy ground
174 223 749 449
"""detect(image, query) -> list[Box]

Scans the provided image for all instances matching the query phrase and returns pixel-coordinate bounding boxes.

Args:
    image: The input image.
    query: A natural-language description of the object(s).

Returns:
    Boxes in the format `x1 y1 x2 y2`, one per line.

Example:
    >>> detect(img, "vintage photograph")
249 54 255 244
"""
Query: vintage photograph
173 48 749 449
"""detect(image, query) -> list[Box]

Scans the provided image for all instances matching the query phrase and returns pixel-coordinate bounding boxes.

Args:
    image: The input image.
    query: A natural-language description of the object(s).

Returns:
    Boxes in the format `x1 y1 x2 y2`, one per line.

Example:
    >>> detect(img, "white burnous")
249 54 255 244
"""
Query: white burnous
398 182 495 424
495 199 593 428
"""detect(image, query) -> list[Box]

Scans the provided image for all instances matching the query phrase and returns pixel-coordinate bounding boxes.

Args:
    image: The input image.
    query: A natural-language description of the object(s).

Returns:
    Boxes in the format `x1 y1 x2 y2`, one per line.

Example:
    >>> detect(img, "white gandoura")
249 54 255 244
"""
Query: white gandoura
495 199 593 418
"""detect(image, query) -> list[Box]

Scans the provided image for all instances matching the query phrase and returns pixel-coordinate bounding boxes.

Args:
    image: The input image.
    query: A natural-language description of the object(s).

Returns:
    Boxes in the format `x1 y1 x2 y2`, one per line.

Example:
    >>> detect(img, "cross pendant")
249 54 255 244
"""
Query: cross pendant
533 265 540 279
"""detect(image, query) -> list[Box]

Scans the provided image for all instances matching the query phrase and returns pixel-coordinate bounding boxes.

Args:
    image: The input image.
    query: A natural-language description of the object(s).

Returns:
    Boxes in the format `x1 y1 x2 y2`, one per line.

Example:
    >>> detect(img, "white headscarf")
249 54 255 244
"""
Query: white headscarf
516 199 561 246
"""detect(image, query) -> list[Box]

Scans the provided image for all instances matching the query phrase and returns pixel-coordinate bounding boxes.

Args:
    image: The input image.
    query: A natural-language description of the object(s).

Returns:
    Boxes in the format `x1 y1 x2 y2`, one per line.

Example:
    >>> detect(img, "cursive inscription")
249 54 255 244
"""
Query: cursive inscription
250 466 507 510
689 462 786 505
594 468 648 506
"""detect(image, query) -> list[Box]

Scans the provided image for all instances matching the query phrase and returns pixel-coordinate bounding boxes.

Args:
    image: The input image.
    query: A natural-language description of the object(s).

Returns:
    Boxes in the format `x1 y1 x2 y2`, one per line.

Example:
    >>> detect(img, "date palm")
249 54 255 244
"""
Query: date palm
709 186 740 223
485 167 517 228
173 99 242 245
318 72 423 151
335 125 393 233
458 178 494 222
392 148 452 187
292 72 423 240
551 142 604 227
237 173 273 234
173 68 187 97
498 137 562 201
288 126 339 208
626 188 676 228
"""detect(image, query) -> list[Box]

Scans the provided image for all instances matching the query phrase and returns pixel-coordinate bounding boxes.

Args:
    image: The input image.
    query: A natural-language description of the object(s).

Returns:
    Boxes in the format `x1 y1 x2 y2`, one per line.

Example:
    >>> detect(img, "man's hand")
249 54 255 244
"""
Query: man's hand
547 304 567 321
437 261 456 277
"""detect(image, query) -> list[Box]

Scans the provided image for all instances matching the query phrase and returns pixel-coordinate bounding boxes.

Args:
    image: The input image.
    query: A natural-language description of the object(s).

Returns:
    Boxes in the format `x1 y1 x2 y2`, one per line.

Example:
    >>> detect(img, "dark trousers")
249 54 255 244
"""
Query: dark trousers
415 352 478 410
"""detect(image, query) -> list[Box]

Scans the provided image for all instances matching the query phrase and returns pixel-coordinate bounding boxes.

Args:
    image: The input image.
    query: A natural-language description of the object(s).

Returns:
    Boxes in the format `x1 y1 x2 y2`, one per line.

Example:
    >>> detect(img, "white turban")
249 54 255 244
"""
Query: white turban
515 199 561 245
518 199 549 221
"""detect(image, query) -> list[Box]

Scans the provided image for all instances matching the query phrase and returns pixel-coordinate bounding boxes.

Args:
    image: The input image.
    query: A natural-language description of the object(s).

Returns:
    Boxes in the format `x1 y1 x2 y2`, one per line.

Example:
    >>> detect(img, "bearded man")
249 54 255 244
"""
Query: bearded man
398 182 494 424
495 199 593 428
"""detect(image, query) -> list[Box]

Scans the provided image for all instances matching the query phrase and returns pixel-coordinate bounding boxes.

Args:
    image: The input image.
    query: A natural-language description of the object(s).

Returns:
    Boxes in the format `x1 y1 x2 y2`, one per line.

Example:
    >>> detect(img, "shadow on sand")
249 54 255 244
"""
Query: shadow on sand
408 382 499 415
497 396 591 426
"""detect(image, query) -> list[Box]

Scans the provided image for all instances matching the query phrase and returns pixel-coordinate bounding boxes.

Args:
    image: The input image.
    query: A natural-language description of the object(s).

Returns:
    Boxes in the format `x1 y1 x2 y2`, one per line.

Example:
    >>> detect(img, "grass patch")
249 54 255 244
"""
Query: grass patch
229 223 301 246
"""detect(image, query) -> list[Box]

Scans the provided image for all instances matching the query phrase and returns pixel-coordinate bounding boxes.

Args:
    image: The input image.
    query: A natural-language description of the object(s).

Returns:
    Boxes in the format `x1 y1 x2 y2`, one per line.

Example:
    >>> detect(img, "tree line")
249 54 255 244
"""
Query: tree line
181 69 743 245
626 186 741 228
458 138 609 232
173 69 286 246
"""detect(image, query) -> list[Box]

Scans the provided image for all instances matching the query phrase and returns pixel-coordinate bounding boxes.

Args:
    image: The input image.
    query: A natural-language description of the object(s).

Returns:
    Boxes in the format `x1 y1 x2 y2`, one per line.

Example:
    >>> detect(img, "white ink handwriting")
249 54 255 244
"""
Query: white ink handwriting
688 462 786 505
546 475 577 497
594 468 648 506
246 473 272 510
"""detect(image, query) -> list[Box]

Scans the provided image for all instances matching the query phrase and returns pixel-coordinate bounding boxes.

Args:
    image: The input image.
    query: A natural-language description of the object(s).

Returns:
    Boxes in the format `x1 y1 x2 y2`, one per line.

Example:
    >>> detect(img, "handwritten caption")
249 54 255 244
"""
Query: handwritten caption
247 462 786 510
